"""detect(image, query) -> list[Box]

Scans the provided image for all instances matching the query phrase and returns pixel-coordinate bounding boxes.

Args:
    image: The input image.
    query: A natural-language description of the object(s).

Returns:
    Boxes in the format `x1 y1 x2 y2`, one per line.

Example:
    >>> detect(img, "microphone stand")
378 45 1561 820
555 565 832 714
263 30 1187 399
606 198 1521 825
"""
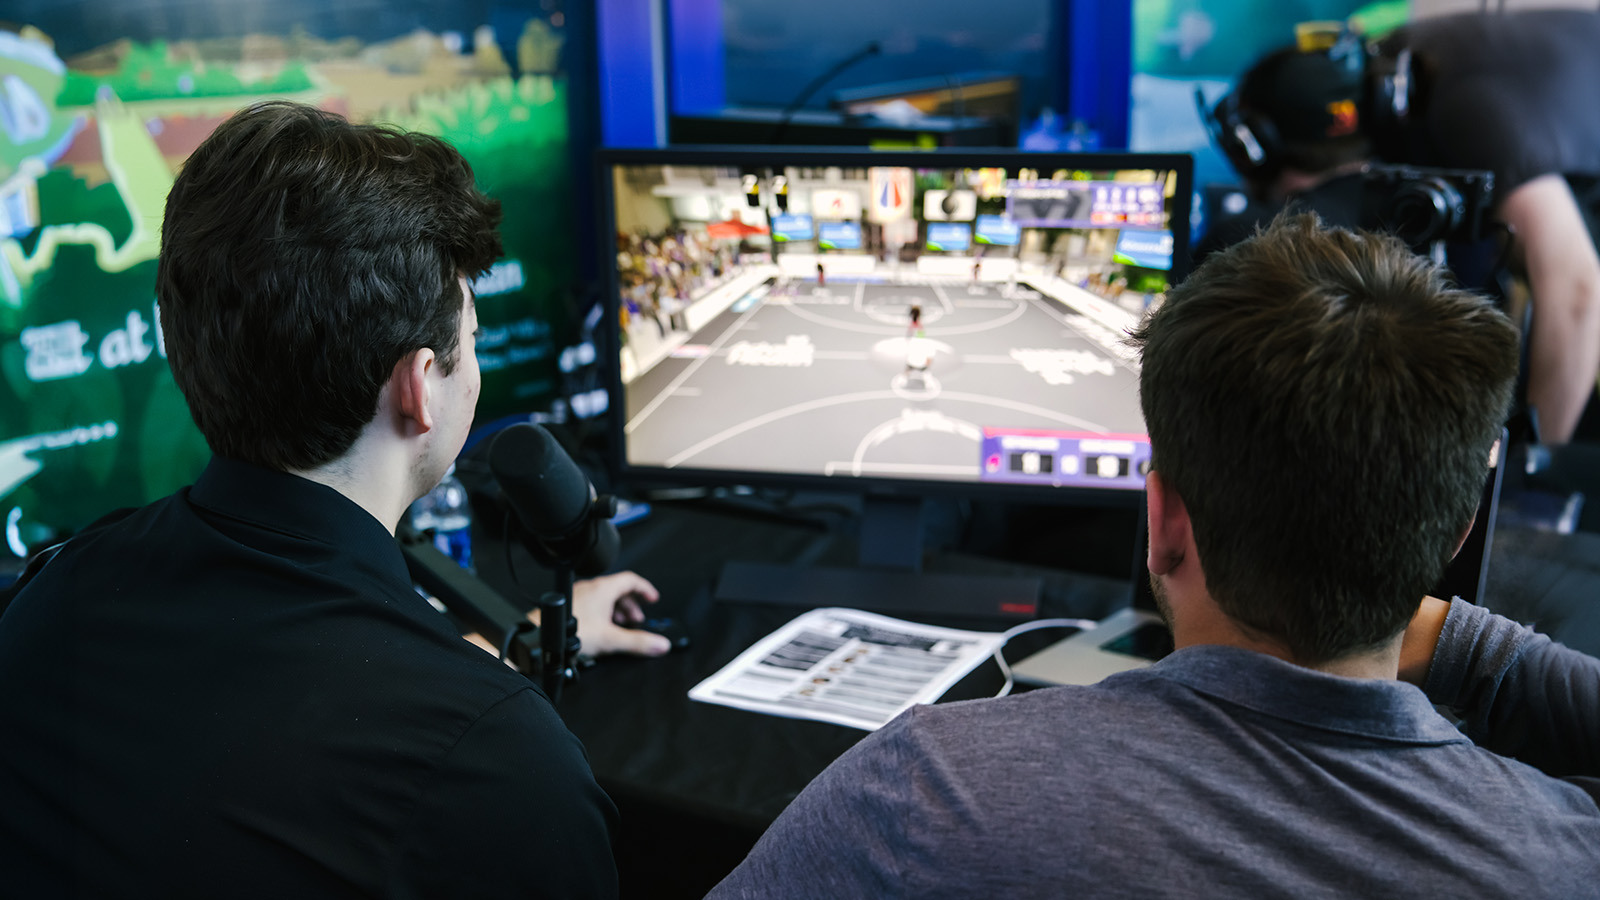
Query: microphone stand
519 493 618 702
538 570 577 701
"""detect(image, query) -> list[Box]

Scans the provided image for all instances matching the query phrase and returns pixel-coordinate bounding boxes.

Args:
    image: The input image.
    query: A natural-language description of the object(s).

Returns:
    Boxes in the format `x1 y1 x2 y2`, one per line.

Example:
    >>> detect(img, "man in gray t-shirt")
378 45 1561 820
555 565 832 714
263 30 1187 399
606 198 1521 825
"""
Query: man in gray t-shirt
710 215 1600 899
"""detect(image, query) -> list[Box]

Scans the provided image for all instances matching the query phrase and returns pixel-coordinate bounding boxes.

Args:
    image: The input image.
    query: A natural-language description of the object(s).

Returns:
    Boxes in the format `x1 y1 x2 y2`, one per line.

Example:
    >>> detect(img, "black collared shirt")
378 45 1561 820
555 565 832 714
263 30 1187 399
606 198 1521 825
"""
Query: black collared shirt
0 457 618 899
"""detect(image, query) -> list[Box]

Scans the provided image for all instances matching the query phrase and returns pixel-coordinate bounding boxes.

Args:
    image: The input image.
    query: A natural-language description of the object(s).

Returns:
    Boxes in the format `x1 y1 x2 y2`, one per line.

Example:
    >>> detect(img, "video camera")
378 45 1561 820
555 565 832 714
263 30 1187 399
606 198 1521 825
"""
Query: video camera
1359 164 1495 250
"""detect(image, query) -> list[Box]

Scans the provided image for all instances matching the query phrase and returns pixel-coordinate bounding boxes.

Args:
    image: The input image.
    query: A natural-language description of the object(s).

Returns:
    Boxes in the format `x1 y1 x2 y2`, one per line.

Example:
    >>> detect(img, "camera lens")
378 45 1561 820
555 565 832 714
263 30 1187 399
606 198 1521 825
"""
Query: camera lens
1388 176 1465 247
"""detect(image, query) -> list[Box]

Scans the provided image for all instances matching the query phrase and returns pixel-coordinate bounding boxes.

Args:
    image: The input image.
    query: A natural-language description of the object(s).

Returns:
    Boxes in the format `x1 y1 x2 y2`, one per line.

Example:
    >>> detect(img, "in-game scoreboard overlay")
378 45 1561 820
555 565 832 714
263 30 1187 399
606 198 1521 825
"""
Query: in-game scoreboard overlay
608 159 1185 496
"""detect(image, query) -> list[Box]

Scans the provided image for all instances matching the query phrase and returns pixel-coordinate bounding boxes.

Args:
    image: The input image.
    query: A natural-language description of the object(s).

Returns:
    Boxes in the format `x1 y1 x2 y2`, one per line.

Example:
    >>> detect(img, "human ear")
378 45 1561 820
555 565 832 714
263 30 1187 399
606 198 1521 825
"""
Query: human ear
1145 470 1191 577
393 349 436 433
1448 512 1477 561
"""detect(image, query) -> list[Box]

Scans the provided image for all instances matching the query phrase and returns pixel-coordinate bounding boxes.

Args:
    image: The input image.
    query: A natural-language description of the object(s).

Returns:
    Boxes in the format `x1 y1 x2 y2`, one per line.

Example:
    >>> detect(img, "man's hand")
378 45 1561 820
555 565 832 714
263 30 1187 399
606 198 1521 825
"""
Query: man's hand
459 571 672 661
570 570 672 658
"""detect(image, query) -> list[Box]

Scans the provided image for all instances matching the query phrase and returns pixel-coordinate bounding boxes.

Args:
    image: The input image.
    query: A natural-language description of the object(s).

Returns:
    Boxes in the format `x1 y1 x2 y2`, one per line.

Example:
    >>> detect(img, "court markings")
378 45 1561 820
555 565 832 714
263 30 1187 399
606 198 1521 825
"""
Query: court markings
890 370 942 400
864 294 949 327
664 390 901 468
780 294 1029 336
662 388 1111 469
626 300 765 434
633 280 1130 467
822 461 978 477
828 409 985 478
1024 292 1141 374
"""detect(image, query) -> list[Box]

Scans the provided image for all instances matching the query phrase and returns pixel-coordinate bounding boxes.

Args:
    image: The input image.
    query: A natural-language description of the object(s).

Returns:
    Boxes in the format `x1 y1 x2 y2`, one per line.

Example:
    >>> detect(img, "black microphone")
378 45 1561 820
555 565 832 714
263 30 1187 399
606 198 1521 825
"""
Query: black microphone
487 423 619 578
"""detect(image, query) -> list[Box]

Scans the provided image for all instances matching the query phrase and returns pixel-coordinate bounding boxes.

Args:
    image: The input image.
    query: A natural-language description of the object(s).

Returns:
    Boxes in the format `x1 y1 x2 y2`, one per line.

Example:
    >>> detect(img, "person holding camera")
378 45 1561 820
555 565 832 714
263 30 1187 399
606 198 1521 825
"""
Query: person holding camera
1202 10 1600 446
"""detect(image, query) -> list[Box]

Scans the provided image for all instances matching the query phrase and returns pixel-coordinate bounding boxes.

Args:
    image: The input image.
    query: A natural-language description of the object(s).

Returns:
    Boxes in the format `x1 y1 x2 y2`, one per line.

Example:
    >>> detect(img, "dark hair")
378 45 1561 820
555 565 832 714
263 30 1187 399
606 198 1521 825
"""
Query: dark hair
1238 47 1373 175
157 101 503 472
1129 213 1517 663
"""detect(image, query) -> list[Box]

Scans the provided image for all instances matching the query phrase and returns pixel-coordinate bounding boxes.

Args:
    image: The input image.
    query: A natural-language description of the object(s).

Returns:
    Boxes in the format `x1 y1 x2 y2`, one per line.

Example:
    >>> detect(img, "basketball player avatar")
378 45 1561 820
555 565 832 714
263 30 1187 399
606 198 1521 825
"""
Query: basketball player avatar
905 304 933 377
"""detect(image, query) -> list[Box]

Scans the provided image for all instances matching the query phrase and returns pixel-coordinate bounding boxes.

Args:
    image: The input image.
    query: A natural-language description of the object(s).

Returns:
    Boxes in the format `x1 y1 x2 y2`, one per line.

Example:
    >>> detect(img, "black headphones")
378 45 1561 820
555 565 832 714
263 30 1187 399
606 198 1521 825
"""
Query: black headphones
1201 29 1413 180
1201 88 1285 179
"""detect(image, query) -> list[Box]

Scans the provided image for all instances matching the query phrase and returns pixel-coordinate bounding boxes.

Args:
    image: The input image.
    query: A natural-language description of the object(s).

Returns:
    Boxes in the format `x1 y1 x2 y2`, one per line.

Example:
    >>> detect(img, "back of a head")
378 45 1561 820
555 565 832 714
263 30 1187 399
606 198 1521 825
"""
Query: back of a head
1228 42 1375 183
1131 213 1516 663
157 101 503 472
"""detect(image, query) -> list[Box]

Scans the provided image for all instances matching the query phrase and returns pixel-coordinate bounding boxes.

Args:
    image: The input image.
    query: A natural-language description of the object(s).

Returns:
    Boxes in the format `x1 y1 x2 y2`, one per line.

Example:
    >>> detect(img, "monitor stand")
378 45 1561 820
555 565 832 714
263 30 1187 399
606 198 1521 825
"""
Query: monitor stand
713 495 1041 621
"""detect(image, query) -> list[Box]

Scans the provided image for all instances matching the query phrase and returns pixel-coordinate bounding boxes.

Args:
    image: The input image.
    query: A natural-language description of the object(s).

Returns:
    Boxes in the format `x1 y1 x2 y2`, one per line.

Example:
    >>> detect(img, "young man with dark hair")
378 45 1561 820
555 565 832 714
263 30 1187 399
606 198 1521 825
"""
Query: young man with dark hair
709 214 1600 898
0 101 664 897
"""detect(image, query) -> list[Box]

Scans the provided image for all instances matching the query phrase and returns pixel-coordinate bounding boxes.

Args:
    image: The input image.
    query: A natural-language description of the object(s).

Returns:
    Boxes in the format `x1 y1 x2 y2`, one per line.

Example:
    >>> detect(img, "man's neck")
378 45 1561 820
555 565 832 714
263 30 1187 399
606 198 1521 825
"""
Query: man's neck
1171 603 1403 680
291 437 422 536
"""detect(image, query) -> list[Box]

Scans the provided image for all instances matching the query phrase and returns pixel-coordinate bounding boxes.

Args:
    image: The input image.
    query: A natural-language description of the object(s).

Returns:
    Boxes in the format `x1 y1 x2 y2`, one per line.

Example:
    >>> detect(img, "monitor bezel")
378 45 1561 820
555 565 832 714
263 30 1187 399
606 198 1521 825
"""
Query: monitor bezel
596 145 1193 508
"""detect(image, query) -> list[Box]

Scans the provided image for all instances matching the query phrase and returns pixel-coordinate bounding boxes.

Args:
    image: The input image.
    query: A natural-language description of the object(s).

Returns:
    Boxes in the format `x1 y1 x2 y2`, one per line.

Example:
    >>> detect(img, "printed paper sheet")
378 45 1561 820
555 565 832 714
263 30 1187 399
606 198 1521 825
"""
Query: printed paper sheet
689 608 1005 730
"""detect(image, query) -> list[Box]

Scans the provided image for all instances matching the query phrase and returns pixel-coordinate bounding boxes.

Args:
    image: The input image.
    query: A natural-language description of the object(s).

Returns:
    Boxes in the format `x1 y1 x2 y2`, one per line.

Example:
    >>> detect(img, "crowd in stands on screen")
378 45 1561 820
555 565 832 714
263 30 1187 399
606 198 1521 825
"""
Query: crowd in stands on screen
615 229 734 342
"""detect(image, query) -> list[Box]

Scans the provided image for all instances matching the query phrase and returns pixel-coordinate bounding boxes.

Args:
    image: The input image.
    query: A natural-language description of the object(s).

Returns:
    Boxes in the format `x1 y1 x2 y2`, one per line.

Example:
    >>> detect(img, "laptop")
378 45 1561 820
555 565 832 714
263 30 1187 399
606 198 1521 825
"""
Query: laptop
1012 505 1170 687
1013 434 1506 687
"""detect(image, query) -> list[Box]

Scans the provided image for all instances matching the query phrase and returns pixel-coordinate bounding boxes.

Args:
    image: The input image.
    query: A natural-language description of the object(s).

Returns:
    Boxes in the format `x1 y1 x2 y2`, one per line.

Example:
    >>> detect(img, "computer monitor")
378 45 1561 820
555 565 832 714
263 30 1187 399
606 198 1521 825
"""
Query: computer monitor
0 8 579 557
600 147 1193 617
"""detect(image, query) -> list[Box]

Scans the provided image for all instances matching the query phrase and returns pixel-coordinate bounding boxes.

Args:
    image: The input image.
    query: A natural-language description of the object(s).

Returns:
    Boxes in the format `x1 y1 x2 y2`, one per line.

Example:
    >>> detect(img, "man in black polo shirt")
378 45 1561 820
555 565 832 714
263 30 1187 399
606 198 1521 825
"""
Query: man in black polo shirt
0 101 651 898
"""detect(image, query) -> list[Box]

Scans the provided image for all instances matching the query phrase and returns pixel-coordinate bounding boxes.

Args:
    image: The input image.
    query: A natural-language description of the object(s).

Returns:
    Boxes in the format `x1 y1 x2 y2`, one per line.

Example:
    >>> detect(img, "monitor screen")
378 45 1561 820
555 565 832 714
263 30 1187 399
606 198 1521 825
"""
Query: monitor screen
975 214 1021 247
925 222 972 253
1113 230 1176 270
818 220 863 251
0 8 576 552
603 148 1192 503
771 213 815 242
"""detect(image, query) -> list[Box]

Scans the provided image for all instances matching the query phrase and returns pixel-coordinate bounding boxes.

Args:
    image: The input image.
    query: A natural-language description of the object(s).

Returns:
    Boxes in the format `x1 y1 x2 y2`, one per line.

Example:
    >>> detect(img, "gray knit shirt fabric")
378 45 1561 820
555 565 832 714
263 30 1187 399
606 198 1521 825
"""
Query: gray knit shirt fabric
709 600 1600 899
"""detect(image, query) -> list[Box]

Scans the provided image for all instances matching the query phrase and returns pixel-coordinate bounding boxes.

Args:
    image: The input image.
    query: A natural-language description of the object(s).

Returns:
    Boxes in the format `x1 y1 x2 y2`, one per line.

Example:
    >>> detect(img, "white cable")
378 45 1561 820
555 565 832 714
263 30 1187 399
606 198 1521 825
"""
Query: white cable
992 617 1100 698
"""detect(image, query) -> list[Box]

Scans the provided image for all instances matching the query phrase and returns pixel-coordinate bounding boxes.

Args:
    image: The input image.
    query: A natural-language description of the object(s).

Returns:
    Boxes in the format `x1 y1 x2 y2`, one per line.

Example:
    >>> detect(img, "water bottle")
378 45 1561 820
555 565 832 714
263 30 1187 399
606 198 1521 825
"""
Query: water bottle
411 464 473 571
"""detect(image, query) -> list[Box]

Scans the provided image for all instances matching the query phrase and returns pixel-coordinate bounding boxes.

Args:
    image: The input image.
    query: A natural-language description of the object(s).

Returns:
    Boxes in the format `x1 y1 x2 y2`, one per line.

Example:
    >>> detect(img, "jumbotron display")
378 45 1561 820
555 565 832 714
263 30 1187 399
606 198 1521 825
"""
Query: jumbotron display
602 149 1191 498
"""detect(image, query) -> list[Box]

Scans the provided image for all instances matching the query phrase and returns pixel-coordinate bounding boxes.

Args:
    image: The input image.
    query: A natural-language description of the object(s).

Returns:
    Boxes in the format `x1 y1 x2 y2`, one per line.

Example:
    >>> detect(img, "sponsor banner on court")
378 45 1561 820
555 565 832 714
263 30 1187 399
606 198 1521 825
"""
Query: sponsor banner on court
868 167 914 224
726 334 815 367
922 189 977 222
810 188 862 220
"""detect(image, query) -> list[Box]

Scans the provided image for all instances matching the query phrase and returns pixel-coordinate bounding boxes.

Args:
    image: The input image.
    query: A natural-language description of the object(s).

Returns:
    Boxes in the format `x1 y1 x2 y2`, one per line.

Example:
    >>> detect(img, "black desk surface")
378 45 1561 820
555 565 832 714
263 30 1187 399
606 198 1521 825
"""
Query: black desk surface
475 496 1133 898
466 483 1600 898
